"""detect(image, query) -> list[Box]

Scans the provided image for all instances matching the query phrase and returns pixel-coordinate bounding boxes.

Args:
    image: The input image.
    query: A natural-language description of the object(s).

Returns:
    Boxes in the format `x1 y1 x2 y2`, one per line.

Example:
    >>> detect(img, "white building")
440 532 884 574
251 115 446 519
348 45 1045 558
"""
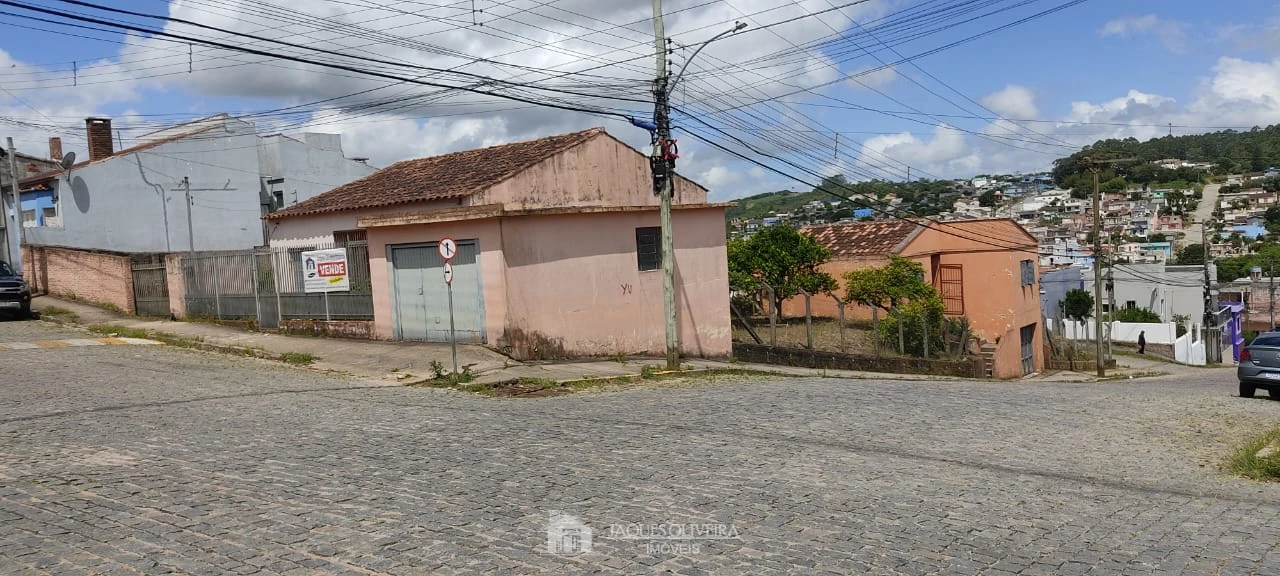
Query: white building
18 115 376 253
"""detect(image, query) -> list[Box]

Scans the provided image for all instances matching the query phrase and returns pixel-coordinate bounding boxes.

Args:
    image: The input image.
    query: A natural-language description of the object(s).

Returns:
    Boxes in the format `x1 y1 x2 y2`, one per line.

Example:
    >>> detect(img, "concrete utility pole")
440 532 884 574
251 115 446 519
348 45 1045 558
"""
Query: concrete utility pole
1083 156 1137 377
649 5 743 370
5 138 22 275
183 176 195 254
1270 263 1275 331
652 0 678 370
1090 166 1105 377
1203 224 1213 332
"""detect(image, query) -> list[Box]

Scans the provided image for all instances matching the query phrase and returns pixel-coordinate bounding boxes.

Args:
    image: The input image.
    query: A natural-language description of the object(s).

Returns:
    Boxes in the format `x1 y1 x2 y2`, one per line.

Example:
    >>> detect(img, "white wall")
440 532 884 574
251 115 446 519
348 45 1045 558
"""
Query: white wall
25 118 265 252
1175 329 1207 365
258 134 377 208
1047 319 1178 344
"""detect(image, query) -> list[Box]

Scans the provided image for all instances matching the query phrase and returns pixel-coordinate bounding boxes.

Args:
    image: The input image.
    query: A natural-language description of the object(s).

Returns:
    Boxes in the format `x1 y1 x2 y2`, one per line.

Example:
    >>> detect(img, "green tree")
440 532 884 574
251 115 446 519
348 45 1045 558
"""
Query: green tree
1111 307 1161 322
1148 233 1168 243
1174 243 1205 265
727 224 836 318
842 257 946 356
1062 288 1095 321
842 256 935 313
978 189 998 207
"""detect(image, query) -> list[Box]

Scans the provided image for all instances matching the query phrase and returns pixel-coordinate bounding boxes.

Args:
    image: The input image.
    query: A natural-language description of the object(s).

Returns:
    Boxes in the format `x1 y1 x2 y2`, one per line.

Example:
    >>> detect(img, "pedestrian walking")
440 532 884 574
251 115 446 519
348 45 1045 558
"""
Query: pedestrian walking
1138 330 1146 355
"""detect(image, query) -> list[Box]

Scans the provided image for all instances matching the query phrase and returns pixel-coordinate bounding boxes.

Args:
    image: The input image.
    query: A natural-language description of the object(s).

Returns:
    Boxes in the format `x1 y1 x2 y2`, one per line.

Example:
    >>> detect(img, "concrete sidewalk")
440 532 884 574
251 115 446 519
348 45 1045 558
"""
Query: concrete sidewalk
28 295 986 385
31 296 512 382
32 295 1205 385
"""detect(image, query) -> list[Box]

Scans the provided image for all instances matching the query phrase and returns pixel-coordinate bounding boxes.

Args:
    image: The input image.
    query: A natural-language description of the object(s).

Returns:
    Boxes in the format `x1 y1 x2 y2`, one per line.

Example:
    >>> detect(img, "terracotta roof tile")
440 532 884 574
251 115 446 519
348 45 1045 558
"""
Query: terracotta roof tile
267 127 606 219
801 220 922 258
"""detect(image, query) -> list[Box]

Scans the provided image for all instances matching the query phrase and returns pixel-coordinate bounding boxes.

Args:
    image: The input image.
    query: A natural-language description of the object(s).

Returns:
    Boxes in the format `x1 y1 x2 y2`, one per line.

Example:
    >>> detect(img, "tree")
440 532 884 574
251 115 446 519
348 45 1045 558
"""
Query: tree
978 189 997 207
1111 307 1161 323
727 224 836 318
1148 233 1168 243
843 257 945 356
1062 289 1094 321
1174 243 1205 265
842 256 935 313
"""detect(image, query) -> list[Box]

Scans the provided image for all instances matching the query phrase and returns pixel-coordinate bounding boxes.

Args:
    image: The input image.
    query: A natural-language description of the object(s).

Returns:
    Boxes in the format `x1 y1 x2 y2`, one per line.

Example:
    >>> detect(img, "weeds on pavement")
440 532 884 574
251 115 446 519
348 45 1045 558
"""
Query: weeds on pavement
1228 427 1280 481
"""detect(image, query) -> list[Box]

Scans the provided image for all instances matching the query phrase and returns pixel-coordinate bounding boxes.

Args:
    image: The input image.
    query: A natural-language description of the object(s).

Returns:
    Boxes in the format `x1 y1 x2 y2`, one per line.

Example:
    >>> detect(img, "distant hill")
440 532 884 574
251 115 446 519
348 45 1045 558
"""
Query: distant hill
725 189 827 221
725 175 962 223
1052 124 1280 196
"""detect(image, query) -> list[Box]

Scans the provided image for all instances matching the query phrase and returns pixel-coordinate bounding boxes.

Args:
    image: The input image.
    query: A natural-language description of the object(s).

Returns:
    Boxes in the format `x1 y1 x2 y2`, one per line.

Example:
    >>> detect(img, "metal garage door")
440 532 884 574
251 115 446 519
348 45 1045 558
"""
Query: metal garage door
390 241 484 343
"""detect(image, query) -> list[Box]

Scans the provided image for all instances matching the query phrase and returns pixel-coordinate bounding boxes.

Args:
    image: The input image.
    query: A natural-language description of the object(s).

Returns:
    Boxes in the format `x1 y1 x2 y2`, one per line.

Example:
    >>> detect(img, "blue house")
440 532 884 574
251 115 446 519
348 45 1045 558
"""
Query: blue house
1138 241 1173 258
18 188 58 227
1226 224 1267 240
852 208 874 219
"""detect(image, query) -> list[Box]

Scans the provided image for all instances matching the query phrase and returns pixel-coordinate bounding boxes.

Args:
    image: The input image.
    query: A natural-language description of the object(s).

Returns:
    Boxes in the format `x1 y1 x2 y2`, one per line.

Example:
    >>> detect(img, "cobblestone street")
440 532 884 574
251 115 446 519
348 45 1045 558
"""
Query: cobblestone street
2 319 1279 575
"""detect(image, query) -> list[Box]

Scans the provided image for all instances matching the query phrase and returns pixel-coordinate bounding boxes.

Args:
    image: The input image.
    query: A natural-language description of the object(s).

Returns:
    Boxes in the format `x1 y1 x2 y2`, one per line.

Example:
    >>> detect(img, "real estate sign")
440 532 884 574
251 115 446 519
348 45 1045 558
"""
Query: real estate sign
301 248 350 293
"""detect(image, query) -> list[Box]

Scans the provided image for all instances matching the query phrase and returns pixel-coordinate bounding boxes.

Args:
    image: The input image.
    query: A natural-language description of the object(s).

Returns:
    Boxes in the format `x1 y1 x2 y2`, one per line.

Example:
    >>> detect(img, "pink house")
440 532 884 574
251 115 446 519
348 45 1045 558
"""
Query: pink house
264 128 731 359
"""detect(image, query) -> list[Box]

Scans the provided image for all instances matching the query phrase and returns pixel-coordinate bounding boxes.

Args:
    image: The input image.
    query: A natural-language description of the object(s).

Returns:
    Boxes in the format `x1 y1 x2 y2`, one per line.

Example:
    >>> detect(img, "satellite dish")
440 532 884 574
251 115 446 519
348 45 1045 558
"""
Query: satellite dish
59 151 76 170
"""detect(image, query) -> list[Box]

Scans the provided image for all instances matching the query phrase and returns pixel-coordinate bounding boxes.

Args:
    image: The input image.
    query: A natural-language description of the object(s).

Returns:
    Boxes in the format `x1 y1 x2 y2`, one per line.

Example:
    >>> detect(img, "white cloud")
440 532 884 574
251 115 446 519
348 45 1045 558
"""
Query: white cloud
859 125 979 176
1098 14 1187 53
981 85 1038 119
847 65 897 91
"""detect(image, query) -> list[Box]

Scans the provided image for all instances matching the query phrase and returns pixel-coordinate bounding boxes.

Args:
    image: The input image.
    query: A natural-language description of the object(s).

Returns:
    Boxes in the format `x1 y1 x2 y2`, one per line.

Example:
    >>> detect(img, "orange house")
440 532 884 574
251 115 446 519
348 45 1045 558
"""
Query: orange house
781 218 1042 378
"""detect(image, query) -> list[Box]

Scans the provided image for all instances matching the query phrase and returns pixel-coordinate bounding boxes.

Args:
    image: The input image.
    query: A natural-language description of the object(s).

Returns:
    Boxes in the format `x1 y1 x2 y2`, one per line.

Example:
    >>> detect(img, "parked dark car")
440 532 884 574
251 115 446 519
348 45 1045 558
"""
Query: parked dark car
0 261 31 318
1237 332 1280 398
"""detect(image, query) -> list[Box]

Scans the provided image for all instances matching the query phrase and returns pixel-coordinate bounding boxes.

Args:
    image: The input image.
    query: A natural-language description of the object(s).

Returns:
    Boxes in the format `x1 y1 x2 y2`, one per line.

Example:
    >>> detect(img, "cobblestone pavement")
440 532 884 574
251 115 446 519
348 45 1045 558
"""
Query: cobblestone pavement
2 319 1280 575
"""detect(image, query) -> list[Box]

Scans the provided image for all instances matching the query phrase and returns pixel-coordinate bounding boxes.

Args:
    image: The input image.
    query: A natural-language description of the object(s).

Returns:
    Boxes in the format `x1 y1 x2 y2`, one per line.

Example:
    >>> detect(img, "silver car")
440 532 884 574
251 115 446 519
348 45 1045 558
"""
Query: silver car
1238 332 1280 398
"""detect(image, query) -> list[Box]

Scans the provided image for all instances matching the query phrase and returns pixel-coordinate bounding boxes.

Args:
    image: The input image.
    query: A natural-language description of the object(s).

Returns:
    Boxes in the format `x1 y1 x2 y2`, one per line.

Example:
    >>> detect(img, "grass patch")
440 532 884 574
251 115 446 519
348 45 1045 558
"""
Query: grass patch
416 368 779 398
86 324 205 349
39 306 80 322
1227 428 1280 481
278 352 316 365
87 324 150 339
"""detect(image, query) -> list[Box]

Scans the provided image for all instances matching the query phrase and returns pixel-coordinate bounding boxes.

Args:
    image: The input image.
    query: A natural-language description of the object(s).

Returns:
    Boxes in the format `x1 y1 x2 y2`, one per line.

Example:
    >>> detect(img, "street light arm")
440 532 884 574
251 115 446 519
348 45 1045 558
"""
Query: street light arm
670 22 746 93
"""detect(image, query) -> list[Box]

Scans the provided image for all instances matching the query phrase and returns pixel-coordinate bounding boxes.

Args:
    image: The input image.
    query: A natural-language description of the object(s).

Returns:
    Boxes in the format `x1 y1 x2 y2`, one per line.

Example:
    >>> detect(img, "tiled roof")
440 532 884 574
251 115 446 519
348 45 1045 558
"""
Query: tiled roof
267 128 606 219
801 220 922 258
931 218 1039 249
20 122 218 186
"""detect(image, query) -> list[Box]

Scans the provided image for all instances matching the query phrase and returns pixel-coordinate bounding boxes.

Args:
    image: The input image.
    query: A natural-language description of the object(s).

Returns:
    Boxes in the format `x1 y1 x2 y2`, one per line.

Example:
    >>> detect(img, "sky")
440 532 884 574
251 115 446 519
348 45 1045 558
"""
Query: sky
1 0 1279 201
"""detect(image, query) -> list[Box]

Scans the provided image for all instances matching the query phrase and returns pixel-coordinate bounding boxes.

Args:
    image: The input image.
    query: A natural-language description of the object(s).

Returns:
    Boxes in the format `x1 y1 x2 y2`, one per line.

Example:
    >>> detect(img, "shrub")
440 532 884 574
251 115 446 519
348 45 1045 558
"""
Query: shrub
875 295 945 356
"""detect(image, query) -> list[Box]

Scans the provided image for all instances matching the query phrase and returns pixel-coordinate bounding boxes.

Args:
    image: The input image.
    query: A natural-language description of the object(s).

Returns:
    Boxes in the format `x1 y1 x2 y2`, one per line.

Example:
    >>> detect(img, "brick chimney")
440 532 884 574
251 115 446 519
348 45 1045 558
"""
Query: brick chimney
85 117 113 161
48 137 62 162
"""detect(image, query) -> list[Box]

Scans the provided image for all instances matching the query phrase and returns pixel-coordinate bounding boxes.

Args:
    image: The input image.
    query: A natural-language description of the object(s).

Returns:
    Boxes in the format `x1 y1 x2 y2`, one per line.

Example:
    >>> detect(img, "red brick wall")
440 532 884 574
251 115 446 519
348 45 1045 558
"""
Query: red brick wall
22 245 135 314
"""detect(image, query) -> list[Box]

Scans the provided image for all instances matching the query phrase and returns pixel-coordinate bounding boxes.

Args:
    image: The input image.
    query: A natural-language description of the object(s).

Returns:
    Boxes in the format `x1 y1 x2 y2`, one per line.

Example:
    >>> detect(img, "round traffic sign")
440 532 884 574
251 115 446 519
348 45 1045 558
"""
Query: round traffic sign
438 238 458 261
443 262 454 285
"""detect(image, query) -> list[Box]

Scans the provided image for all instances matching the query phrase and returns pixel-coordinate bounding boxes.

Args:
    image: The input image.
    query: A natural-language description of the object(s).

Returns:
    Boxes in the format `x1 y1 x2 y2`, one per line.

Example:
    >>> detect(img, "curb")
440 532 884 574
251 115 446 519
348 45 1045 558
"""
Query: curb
38 313 320 368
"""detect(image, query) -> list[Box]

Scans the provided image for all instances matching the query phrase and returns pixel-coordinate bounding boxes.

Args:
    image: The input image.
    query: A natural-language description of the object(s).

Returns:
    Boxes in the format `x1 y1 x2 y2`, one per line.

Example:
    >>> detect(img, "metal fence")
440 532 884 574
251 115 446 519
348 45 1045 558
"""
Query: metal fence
181 241 373 328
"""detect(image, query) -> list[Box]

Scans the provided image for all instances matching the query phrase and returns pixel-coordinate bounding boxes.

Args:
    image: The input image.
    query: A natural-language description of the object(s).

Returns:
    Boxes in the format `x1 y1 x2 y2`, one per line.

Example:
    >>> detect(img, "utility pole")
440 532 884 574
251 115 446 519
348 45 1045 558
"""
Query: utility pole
1203 224 1213 330
1089 164 1105 377
183 176 195 254
645 14 742 370
1082 156 1136 377
5 137 21 275
651 0 678 370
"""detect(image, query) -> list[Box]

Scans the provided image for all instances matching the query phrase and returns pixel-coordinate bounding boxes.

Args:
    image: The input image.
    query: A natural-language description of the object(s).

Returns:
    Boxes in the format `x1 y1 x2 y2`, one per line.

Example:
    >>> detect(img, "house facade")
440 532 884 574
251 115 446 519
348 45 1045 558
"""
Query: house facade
782 218 1043 378
265 128 731 360
1 142 61 269
17 116 375 253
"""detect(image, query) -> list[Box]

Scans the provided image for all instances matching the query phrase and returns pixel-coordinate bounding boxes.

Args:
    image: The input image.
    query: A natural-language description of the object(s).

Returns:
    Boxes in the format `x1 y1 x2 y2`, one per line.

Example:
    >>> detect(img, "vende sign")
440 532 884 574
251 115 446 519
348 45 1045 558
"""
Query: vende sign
301 248 351 293
318 261 347 277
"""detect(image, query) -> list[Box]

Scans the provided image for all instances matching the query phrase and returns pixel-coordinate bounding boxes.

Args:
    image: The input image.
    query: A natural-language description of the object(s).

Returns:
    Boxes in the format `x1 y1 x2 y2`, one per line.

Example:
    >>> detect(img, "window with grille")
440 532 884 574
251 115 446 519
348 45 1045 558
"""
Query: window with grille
1019 259 1035 286
636 227 661 271
939 264 964 316
333 229 367 246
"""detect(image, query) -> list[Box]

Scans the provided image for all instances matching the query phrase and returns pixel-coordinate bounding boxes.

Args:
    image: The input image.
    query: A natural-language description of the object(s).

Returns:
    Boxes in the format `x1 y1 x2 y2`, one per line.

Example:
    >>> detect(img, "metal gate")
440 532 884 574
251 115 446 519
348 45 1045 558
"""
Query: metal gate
390 240 484 343
1020 324 1036 375
130 255 170 317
